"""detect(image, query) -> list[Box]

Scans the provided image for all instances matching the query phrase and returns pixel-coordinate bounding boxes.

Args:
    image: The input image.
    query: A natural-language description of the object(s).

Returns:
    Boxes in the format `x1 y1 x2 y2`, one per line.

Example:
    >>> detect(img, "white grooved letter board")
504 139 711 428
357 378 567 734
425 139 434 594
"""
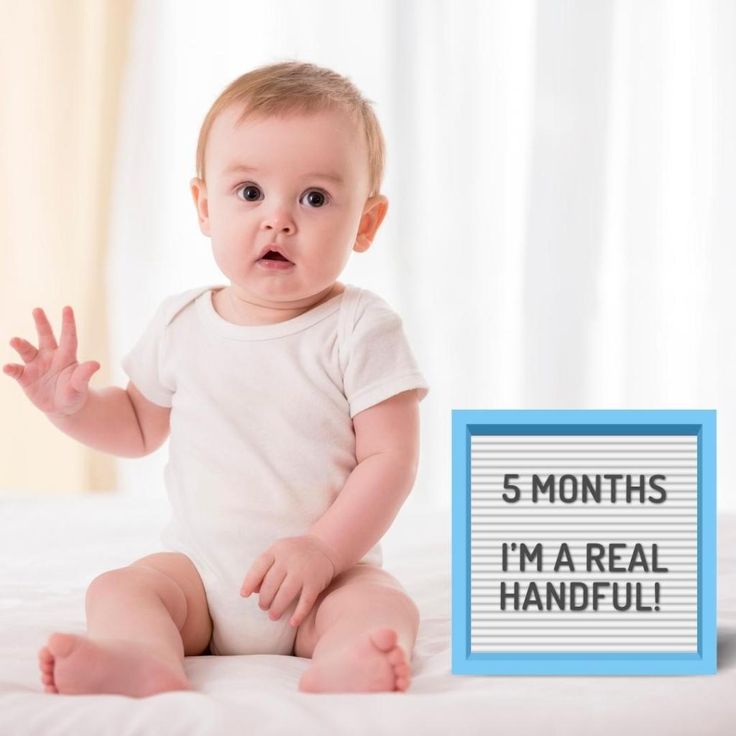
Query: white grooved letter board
452 410 717 676
471 434 695 652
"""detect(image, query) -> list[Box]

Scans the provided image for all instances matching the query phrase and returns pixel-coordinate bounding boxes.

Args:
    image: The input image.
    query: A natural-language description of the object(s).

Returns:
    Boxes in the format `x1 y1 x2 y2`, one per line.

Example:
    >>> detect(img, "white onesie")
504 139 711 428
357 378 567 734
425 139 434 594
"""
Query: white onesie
121 283 429 656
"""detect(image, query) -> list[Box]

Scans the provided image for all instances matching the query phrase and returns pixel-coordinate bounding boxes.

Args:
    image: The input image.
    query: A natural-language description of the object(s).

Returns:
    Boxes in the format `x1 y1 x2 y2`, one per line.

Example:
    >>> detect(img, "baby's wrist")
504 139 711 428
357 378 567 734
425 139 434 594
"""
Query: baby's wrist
305 533 342 576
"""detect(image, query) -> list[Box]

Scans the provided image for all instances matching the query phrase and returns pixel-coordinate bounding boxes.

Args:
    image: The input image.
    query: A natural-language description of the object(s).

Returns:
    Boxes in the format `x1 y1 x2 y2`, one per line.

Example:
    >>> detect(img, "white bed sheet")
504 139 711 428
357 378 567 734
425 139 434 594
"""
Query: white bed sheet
1 491 735 736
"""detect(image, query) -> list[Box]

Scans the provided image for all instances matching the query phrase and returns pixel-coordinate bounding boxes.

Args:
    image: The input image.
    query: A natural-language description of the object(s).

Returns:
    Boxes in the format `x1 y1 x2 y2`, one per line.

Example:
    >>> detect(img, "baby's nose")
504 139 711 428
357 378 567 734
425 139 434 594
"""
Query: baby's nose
261 209 294 233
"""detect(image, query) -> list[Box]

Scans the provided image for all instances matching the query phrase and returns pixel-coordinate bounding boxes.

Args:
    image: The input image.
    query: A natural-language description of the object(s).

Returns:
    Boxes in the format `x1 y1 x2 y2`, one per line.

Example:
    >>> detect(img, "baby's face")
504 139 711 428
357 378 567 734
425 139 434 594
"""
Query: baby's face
191 106 387 306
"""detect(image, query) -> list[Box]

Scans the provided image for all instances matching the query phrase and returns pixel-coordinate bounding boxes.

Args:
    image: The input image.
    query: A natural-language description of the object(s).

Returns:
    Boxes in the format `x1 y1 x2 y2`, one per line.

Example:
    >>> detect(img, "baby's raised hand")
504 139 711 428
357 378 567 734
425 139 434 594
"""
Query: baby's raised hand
240 535 339 628
3 306 100 417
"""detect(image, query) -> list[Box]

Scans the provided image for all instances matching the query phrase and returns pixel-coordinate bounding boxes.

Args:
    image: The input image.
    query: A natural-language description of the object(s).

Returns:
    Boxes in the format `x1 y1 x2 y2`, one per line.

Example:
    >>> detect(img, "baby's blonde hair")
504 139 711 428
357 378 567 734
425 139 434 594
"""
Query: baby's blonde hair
195 60 386 198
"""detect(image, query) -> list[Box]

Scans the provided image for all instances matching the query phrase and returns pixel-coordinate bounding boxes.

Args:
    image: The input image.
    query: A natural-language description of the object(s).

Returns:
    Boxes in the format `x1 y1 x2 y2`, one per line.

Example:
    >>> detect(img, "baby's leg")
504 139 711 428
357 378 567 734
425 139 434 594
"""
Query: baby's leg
38 552 212 697
294 564 419 693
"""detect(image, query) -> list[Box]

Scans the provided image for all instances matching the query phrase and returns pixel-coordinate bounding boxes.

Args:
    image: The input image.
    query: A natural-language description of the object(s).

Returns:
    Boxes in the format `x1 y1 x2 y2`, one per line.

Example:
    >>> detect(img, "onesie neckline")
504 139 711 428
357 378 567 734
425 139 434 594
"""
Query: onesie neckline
195 284 351 341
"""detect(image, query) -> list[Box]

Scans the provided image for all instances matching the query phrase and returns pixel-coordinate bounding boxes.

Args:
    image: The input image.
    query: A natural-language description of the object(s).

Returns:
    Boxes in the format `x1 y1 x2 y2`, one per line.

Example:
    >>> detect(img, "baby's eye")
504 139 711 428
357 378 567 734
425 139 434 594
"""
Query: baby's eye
301 189 329 208
236 184 262 202
235 185 328 207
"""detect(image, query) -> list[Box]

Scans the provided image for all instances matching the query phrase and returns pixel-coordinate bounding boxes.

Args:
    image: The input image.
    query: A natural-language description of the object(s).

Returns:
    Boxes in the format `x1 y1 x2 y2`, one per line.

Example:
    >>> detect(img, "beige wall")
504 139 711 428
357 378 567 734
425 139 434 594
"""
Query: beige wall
0 0 135 494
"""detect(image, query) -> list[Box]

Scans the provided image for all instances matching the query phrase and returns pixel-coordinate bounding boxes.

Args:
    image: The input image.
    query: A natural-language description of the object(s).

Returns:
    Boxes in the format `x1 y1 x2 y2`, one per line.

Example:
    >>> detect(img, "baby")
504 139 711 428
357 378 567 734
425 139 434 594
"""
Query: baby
4 60 429 697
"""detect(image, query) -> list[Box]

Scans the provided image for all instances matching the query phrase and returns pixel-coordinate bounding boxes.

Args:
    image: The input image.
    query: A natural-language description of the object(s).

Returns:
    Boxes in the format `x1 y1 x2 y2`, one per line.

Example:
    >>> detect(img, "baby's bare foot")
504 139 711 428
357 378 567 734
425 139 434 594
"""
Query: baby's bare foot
298 628 412 693
37 632 191 697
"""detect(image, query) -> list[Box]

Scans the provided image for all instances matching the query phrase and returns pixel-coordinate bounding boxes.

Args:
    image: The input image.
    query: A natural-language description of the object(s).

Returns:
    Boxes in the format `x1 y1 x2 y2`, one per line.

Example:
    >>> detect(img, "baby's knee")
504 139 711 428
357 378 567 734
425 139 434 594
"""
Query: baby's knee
383 587 420 627
353 581 420 623
86 567 134 598
85 567 187 628
402 592 420 625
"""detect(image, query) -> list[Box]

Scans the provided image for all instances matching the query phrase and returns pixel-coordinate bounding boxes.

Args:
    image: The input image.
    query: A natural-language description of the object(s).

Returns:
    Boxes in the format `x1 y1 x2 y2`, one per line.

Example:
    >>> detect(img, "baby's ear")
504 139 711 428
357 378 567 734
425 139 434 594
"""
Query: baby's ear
190 177 211 236
354 232 372 253
354 195 389 252
353 194 388 253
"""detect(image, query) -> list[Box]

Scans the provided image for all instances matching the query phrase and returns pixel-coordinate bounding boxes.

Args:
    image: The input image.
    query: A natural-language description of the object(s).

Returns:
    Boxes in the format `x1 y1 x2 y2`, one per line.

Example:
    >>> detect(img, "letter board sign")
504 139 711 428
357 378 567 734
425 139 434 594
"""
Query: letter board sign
452 409 716 675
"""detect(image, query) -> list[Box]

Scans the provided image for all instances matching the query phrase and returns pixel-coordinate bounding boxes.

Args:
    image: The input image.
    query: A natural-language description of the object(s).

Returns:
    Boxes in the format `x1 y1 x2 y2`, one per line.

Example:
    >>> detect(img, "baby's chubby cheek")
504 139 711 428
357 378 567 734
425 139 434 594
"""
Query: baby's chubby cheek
211 242 251 279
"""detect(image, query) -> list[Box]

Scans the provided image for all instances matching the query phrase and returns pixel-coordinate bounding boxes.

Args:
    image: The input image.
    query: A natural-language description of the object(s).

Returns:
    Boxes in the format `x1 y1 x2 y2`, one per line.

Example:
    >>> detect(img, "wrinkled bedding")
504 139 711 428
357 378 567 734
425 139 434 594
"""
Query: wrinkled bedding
1 491 734 736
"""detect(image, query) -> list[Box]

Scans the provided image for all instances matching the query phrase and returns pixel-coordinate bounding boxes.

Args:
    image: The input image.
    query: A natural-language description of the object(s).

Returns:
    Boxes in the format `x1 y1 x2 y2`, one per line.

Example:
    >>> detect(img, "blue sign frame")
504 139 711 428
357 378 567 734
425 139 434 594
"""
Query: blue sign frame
451 409 717 675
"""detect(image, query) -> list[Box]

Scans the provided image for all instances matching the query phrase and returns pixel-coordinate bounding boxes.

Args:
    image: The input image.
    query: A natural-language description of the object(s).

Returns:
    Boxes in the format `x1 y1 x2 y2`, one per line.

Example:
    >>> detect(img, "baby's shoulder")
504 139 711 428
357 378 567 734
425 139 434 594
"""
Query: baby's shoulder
153 284 219 329
345 285 400 316
342 286 404 340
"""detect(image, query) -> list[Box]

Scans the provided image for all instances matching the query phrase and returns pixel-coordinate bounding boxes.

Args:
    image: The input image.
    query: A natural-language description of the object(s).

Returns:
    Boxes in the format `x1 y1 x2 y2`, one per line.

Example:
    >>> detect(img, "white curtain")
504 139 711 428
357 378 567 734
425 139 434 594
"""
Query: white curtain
108 0 736 511
0 0 134 495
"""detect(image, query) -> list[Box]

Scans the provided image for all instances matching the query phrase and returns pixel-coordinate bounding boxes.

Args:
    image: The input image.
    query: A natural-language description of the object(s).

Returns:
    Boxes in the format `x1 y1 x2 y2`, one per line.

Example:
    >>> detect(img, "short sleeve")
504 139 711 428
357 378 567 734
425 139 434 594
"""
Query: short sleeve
121 298 176 408
343 291 430 418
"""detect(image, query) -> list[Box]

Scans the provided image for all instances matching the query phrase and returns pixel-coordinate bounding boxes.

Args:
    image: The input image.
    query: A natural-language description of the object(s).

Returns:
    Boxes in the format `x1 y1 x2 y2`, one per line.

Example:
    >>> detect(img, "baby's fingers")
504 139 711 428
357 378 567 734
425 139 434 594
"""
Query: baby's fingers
67 361 100 394
268 576 302 621
59 306 78 359
4 346 35 383
8 336 38 364
241 551 275 597
290 587 320 628
32 308 59 352
2 362 25 381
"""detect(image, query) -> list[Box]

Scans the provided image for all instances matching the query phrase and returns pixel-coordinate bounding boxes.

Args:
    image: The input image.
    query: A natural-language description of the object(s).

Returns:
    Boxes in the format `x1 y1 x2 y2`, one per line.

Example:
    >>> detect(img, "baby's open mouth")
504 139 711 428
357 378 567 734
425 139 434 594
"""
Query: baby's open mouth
261 250 292 262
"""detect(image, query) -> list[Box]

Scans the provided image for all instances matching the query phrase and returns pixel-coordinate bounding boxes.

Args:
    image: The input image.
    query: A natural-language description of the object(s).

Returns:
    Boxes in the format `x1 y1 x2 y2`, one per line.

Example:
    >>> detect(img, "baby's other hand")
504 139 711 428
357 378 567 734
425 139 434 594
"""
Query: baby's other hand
240 535 339 628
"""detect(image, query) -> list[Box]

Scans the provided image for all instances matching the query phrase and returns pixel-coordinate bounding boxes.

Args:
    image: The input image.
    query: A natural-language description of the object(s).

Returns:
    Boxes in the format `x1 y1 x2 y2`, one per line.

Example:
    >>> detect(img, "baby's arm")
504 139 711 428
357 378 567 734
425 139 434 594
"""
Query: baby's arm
307 388 420 575
47 382 166 458
240 388 420 628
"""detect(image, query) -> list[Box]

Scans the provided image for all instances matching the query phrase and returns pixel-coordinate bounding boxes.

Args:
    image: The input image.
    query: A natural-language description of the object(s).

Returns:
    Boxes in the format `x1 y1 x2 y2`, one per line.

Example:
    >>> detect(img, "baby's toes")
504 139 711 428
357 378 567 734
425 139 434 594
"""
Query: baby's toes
37 645 57 692
391 653 412 690
395 662 411 679
41 669 58 693
38 646 53 666
38 655 52 677
388 645 408 667
395 666 412 691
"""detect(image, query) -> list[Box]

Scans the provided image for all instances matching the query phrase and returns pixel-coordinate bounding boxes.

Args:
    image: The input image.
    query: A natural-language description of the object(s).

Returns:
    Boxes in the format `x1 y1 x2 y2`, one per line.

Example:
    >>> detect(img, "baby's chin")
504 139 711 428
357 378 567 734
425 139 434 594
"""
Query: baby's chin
223 281 341 312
